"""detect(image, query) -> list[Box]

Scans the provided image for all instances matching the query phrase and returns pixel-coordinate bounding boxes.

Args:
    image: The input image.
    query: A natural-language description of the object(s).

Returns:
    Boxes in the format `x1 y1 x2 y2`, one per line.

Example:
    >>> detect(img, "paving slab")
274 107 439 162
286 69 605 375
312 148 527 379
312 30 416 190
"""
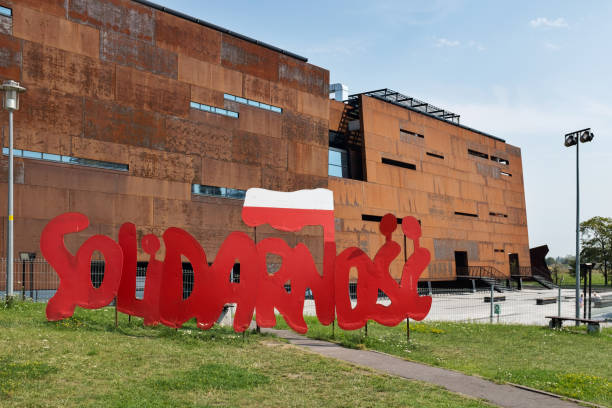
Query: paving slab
264 328 583 408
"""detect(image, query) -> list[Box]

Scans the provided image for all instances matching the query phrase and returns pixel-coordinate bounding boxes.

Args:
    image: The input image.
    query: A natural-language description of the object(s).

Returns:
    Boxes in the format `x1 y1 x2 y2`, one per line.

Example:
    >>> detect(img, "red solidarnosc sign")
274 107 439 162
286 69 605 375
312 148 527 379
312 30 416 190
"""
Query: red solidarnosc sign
40 188 432 333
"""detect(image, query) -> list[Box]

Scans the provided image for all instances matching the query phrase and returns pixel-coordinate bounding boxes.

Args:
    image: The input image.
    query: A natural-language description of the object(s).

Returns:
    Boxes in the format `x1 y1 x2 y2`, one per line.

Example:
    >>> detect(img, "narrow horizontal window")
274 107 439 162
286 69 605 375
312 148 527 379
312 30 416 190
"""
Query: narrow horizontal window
361 214 421 225
191 184 246 200
489 212 508 218
2 147 128 171
500 171 512 177
190 101 238 118
381 157 416 170
400 129 424 138
454 211 478 218
468 149 488 159
491 156 509 165
0 6 11 17
224 93 283 114
362 214 402 224
426 152 444 159
494 249 505 253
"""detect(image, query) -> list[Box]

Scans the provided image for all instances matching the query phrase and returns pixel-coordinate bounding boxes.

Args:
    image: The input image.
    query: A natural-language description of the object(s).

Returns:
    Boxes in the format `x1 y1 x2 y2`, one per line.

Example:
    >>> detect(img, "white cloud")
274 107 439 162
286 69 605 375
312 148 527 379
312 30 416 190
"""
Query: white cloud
435 38 460 47
530 17 568 28
467 40 485 51
544 42 560 50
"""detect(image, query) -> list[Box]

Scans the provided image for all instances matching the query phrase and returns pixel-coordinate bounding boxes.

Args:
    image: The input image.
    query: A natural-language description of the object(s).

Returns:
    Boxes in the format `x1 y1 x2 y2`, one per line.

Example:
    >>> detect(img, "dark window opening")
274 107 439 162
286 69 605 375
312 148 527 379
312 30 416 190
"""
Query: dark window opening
400 129 424 138
509 253 519 276
328 131 365 181
361 214 421 225
468 149 488 160
500 171 512 177
489 212 508 218
454 211 478 218
455 251 468 276
491 156 509 165
494 249 505 253
426 152 444 159
381 157 416 170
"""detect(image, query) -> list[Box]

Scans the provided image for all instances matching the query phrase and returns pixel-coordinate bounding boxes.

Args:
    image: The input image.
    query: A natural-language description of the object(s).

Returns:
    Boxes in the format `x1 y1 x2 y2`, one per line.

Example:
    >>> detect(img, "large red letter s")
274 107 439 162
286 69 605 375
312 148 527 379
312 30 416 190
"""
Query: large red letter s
40 213 123 321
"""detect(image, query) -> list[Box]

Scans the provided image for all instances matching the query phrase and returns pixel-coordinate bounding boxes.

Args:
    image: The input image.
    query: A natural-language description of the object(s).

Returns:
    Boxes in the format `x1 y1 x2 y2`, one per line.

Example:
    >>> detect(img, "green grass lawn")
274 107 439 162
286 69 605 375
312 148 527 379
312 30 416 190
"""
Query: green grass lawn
274 317 612 406
0 301 493 408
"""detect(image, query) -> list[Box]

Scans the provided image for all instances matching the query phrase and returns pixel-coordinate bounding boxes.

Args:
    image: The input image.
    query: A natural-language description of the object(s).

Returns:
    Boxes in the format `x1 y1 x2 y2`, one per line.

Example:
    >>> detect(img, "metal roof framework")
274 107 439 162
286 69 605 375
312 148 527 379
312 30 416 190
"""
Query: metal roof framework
351 88 505 143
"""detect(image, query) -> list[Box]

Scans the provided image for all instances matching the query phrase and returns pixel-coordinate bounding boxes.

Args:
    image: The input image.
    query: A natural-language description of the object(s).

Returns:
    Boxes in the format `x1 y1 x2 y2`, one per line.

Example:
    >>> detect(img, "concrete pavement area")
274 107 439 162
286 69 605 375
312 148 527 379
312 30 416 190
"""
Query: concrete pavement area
264 328 585 408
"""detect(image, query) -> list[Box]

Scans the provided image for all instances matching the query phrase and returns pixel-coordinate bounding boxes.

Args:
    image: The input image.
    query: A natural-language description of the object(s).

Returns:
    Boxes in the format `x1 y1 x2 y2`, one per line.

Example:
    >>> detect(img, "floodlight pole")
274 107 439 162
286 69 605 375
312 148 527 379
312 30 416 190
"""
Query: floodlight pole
575 139 580 324
564 128 594 325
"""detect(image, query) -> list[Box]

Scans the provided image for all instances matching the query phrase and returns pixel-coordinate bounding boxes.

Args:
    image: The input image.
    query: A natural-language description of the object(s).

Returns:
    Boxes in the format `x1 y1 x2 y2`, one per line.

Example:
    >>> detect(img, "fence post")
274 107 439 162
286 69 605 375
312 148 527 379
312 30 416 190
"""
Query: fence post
490 284 494 323
558 285 562 317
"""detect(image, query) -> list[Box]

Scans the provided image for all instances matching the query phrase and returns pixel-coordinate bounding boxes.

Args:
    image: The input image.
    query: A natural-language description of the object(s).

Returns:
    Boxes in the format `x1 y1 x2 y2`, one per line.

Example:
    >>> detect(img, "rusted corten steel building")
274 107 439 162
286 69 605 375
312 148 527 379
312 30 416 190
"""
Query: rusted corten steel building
0 0 530 288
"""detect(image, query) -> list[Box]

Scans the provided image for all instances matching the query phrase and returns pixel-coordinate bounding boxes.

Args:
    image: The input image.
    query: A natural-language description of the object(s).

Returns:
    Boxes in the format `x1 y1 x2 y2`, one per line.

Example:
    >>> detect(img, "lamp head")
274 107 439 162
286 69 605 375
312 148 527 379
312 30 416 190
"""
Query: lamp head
580 130 594 143
1 80 26 112
564 134 577 147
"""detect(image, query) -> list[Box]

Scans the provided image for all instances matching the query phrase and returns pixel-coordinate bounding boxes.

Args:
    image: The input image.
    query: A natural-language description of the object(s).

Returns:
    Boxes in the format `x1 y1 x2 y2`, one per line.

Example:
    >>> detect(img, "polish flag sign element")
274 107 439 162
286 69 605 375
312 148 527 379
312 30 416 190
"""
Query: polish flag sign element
241 188 335 241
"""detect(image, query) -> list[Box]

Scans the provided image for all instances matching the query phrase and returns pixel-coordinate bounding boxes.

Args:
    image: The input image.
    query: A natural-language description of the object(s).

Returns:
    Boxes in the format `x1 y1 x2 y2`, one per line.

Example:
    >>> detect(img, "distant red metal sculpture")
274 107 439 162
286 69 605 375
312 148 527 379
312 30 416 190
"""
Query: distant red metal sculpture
40 188 432 333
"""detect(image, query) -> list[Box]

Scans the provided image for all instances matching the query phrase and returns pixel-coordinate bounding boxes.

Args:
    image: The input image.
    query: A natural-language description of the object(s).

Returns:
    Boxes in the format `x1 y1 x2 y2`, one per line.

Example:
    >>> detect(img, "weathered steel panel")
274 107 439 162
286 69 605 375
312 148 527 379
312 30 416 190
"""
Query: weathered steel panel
221 34 279 82
101 30 177 78
68 0 154 42
155 9 220 62
13 5 100 59
115 65 189 117
23 41 114 99
83 98 166 150
0 33 20 79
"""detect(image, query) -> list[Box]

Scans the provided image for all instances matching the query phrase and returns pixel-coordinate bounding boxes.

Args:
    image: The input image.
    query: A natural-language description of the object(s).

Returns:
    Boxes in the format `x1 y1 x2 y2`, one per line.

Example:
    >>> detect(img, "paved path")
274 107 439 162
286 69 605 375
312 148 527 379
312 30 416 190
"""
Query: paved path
264 328 582 408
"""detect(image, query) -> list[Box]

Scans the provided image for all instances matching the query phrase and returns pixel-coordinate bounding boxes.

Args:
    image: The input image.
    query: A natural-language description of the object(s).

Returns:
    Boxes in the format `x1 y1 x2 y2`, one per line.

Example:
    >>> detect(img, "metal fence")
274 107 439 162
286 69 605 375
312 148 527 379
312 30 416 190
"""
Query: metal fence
2 259 610 327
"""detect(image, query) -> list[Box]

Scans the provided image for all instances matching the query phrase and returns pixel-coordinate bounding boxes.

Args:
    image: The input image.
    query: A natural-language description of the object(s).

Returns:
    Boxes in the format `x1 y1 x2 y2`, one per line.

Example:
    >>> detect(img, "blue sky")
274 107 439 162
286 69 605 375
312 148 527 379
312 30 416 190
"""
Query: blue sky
161 1 612 257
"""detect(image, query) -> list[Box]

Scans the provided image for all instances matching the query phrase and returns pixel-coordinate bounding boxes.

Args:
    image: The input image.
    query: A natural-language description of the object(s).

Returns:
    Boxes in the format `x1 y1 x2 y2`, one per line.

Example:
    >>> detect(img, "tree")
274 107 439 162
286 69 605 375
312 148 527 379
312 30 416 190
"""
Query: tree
580 216 612 286
546 257 556 266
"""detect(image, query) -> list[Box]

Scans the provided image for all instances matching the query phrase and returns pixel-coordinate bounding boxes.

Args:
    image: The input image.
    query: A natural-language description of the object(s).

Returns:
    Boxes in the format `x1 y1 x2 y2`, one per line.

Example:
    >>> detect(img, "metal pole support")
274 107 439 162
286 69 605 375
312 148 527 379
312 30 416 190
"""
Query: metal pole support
575 140 581 325
490 284 494 323
6 111 14 299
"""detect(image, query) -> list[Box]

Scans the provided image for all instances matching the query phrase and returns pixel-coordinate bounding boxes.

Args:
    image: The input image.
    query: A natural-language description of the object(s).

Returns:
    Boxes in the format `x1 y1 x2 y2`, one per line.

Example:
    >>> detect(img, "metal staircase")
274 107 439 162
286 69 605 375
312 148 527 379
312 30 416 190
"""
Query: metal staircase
457 266 513 292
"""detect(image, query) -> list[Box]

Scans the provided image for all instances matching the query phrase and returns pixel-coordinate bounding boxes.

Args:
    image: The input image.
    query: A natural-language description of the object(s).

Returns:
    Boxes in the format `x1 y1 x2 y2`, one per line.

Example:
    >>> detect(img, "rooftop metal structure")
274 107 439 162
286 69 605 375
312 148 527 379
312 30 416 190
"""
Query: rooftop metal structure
351 88 505 143
351 89 460 124
132 0 308 62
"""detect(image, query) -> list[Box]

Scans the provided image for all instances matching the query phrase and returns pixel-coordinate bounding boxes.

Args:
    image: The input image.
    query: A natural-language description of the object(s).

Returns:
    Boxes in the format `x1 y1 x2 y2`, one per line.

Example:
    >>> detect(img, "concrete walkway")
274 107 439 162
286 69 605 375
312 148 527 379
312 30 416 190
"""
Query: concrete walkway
263 328 583 408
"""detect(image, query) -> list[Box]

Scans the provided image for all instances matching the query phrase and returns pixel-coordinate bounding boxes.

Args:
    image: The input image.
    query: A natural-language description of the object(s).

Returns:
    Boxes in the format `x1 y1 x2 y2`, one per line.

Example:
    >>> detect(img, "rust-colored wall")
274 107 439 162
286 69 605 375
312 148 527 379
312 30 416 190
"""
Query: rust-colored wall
0 0 329 270
331 95 530 281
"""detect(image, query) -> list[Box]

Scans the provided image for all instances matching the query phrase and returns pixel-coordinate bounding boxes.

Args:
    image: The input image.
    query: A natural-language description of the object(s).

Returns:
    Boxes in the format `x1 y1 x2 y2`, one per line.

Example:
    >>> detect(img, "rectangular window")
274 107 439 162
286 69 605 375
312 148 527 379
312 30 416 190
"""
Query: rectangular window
454 211 478 218
223 93 283 114
0 6 11 17
491 156 509 165
494 249 505 253
400 129 424 138
191 184 246 200
328 147 348 178
381 157 416 170
467 149 488 159
2 147 128 171
500 171 512 177
362 214 421 225
426 152 444 159
190 101 238 118
489 212 508 218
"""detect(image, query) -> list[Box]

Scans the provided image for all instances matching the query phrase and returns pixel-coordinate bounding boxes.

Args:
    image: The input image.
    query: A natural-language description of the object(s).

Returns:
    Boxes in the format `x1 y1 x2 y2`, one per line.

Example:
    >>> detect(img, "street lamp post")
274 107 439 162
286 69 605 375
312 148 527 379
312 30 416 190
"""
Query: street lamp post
564 128 594 324
1 80 26 299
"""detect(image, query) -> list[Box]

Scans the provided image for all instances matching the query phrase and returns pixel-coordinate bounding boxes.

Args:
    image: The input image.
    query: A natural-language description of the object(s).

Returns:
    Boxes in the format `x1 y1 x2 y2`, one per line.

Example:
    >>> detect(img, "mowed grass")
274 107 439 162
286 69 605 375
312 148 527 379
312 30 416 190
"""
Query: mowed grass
275 317 612 406
0 301 493 408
